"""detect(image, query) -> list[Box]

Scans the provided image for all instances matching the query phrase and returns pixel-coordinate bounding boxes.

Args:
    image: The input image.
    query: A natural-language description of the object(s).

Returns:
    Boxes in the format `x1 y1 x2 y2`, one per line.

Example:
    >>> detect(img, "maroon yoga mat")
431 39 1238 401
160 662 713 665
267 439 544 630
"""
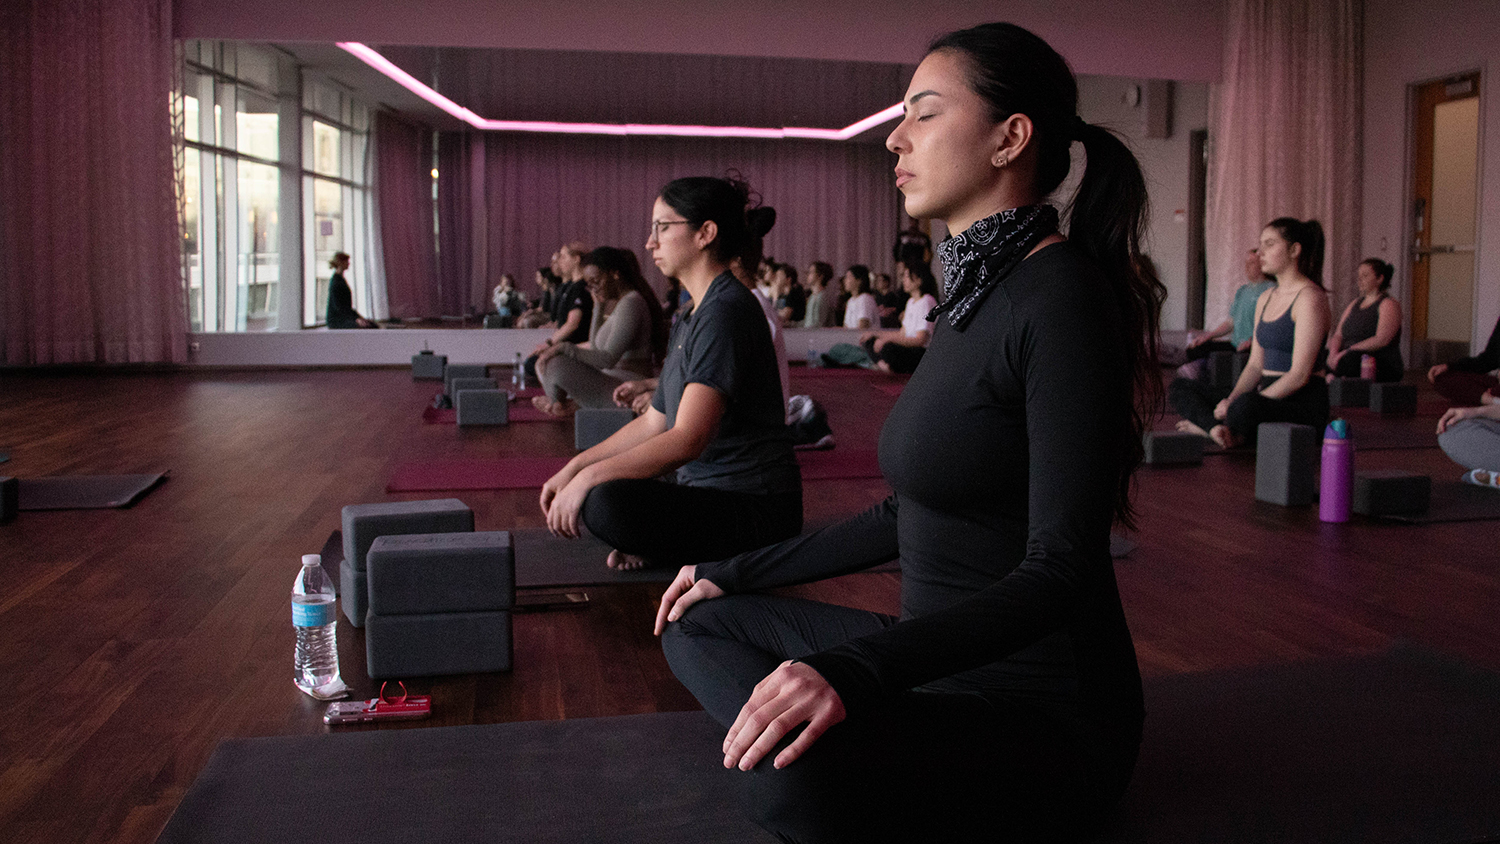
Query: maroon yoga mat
387 449 884 493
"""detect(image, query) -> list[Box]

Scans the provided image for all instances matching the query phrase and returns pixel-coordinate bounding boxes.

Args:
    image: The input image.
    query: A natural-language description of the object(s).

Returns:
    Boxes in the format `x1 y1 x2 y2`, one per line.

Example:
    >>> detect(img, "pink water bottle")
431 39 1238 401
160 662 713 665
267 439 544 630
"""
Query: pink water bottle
1319 419 1353 523
1360 354 1376 380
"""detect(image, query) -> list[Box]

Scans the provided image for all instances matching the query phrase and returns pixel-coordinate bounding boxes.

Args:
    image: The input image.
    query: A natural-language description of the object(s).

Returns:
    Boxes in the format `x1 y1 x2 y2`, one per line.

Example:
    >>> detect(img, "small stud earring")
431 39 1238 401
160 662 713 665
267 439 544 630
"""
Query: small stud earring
994 155 1008 167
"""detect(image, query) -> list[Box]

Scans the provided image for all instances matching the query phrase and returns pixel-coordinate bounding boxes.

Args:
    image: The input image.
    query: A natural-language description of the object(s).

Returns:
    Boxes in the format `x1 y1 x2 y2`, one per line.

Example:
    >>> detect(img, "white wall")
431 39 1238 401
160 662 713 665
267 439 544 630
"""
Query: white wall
1071 77 1211 331
1363 0 1498 356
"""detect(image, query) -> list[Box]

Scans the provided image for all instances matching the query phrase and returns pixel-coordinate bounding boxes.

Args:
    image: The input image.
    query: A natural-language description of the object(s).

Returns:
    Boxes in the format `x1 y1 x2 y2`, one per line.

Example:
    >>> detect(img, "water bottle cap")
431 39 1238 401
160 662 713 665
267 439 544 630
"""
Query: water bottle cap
302 554 321 566
1326 419 1348 439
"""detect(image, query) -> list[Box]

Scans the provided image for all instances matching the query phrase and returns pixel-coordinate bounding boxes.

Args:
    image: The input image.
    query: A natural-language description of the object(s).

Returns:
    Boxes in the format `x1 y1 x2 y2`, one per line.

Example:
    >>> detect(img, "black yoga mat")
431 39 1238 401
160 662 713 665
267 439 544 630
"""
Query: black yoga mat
156 710 768 844
17 472 167 510
1098 643 1500 844
1379 480 1500 524
510 528 901 589
158 644 1500 844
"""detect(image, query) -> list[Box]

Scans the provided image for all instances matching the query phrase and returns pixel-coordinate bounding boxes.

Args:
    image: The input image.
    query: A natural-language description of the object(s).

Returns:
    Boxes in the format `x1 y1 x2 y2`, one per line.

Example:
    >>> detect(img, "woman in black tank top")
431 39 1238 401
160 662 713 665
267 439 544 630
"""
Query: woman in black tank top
1326 258 1403 382
1180 217 1331 449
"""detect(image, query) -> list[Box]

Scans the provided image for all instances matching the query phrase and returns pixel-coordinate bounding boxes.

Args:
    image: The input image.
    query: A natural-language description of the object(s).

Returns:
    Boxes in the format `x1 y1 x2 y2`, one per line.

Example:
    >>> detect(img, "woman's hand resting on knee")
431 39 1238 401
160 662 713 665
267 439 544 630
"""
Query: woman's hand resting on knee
723 661 845 772
654 565 725 635
540 465 592 538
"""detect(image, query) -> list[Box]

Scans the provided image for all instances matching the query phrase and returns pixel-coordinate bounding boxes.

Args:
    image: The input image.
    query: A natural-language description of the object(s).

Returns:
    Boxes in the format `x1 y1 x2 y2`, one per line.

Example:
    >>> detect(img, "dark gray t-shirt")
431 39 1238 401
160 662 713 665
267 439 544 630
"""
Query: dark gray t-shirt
652 273 800 494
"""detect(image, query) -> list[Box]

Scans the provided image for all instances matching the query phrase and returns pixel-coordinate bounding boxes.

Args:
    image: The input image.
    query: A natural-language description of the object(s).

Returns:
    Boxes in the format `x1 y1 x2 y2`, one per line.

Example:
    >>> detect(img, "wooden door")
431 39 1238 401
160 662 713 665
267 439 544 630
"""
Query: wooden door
1410 72 1480 347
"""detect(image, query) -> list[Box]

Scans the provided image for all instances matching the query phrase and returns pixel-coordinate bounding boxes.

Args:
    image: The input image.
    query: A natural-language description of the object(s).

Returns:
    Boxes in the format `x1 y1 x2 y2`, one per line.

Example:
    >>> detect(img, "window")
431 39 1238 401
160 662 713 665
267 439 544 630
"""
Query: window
176 42 376 332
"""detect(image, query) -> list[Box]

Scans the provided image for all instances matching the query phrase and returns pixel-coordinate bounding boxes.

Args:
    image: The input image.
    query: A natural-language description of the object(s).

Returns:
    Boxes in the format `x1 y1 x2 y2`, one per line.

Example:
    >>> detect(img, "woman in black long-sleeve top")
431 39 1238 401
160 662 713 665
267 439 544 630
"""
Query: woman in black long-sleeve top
654 22 1164 843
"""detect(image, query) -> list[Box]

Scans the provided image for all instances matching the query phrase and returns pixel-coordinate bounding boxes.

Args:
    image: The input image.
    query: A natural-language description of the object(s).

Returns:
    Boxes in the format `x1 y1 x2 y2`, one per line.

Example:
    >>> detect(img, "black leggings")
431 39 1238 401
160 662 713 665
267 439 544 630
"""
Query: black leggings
663 594 1131 843
1225 375 1329 444
861 338 926 375
1170 375 1329 444
1167 376 1230 433
580 479 802 567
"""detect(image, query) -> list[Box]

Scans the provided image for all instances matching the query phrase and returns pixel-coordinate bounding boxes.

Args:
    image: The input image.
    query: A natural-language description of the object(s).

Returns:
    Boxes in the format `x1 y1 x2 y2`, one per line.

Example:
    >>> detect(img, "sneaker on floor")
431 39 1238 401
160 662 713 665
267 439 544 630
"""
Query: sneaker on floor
1460 468 1500 489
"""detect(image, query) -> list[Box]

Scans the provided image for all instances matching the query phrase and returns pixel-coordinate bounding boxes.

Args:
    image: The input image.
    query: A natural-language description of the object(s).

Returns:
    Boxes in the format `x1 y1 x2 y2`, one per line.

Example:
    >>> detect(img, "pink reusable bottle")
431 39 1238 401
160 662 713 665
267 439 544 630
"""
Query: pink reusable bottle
1360 354 1376 381
1319 419 1353 523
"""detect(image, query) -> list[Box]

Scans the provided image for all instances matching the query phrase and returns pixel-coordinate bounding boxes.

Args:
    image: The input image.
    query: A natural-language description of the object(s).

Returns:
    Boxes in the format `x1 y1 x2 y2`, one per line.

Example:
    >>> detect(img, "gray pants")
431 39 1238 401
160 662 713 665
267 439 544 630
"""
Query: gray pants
1438 418 1500 471
538 355 633 409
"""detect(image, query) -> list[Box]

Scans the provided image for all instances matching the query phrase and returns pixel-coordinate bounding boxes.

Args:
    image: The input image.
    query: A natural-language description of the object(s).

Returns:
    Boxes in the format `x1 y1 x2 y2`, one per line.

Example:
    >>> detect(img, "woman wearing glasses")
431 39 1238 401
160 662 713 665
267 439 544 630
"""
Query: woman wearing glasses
655 23 1162 842
539 176 800 572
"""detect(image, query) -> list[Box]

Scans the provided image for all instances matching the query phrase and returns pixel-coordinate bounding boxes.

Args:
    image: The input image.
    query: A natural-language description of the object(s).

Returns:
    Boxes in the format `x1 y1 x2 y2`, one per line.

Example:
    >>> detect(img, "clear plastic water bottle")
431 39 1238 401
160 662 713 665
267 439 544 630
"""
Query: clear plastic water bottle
512 351 525 389
292 554 345 699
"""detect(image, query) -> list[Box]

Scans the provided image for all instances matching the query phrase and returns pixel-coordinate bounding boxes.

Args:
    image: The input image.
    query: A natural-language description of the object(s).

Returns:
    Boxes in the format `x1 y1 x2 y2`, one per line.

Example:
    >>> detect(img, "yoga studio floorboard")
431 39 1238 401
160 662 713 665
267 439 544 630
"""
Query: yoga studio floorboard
1 365 1497 843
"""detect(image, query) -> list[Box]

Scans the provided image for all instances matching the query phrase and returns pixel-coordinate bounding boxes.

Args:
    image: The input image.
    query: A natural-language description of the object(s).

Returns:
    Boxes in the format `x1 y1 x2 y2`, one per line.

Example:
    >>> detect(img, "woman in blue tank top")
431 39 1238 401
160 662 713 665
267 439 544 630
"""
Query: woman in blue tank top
1179 217 1331 448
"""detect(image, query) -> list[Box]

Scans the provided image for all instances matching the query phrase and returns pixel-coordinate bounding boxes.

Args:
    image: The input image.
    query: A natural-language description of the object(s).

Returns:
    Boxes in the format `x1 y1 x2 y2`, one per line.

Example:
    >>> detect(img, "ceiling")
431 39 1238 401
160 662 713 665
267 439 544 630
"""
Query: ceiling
276 42 914 142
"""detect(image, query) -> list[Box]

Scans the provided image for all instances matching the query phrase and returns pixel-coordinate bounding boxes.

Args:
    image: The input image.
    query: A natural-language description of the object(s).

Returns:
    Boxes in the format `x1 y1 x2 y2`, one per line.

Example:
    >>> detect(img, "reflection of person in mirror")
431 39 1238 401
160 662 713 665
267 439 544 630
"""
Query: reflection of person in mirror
325 252 374 328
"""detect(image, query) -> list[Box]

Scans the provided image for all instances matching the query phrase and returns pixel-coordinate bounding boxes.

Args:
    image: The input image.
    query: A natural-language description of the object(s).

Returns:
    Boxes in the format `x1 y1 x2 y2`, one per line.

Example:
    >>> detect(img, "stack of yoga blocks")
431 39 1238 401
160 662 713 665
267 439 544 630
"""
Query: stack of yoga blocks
365 531 515 678
339 499 475 626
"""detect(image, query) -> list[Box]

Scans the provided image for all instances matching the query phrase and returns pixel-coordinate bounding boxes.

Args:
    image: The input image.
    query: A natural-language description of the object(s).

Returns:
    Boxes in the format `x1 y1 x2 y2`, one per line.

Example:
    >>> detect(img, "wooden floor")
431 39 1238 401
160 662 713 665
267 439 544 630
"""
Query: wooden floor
1 365 1497 843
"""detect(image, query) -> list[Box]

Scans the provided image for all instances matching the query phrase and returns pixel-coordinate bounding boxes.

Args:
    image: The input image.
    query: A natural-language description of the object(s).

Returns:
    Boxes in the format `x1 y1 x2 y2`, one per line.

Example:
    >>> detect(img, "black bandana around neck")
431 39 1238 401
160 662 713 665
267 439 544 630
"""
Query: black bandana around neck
931 204 1060 330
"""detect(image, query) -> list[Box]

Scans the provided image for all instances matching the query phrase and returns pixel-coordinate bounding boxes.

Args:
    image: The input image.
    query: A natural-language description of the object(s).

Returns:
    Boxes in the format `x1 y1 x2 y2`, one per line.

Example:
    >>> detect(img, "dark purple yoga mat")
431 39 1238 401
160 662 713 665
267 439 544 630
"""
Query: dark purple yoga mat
388 450 884 493
422 403 559 424
17 472 168 510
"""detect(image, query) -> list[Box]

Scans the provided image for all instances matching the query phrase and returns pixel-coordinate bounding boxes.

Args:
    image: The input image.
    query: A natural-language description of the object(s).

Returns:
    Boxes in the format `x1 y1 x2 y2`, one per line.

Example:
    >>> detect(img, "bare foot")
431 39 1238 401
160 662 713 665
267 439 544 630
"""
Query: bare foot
1175 419 1211 439
532 395 576 417
606 549 648 570
1208 424 1238 449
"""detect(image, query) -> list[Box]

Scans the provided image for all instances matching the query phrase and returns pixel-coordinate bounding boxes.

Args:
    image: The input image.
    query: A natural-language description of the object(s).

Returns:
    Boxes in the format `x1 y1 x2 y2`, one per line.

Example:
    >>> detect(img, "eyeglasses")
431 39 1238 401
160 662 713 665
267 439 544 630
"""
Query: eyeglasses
648 219 693 240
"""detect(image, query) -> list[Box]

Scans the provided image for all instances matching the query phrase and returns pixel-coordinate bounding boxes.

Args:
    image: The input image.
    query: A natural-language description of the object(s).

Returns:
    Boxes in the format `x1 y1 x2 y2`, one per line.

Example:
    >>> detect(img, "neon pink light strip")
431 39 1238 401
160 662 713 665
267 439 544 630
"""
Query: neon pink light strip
338 42 903 141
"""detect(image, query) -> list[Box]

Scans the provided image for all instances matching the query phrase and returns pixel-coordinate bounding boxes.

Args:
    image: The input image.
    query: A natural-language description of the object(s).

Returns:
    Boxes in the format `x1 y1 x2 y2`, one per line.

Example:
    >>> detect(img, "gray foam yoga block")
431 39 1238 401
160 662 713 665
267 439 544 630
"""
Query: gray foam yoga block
1328 378 1372 408
448 377 497 396
0 476 16 524
1255 422 1318 507
443 364 489 395
1142 431 1204 465
365 610 513 678
1353 470 1431 516
367 531 515 615
574 407 636 450
411 352 446 381
1207 351 1236 390
340 558 368 627
456 389 509 426
341 499 474 572
1370 382 1418 416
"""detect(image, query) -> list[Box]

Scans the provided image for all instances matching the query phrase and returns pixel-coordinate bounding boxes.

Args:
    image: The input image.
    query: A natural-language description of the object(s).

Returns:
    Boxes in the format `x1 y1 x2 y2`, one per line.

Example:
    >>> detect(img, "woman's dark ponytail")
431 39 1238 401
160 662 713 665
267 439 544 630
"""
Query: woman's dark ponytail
930 22 1166 529
1268 217 1325 287
1069 121 1167 530
1361 257 1394 291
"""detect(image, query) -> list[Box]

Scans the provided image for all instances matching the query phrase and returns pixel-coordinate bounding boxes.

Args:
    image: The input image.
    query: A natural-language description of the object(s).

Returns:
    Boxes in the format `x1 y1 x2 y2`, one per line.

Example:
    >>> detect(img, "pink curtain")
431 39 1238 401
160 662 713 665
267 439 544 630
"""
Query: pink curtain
476 132 900 302
1205 0 1363 321
436 132 475 316
0 0 188 364
375 113 440 319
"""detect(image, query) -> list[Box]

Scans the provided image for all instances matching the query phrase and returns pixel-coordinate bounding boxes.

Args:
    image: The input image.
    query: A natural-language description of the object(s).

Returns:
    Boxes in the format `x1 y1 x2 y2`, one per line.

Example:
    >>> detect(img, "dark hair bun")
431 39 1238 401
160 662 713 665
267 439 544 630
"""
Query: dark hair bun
747 206 777 238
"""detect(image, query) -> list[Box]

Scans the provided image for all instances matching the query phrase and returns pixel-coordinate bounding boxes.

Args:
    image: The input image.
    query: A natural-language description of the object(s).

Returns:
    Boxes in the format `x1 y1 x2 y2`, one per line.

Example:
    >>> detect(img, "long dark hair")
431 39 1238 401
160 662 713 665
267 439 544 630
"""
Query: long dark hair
659 173 766 266
845 264 871 294
899 257 938 299
929 22 1166 529
1360 257 1394 291
1267 217 1326 287
581 246 669 366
